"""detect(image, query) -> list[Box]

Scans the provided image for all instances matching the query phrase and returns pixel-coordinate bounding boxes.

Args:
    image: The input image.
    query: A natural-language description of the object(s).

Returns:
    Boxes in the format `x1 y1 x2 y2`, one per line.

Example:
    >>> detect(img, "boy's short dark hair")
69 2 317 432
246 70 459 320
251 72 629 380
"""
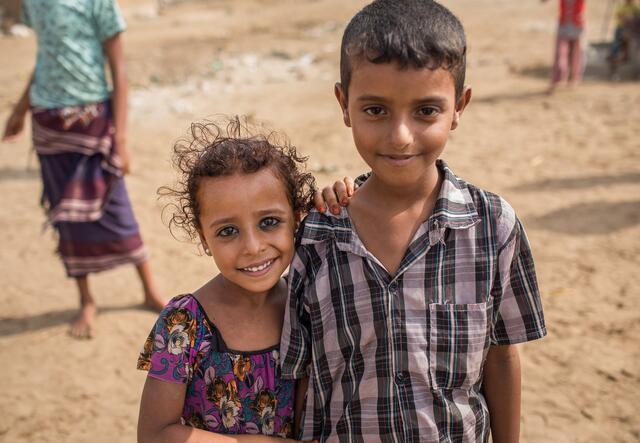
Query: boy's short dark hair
340 0 467 99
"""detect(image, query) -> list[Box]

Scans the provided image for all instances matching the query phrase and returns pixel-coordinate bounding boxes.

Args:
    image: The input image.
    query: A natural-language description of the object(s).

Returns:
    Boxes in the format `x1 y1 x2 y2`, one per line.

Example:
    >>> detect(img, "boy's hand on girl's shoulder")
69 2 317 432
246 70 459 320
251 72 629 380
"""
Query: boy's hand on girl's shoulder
314 176 357 215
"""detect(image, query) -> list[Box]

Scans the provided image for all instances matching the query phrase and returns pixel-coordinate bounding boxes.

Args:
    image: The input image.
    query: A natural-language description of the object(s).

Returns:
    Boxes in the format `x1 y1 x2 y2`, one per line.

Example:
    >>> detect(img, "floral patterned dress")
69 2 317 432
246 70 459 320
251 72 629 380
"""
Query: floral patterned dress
137 294 295 437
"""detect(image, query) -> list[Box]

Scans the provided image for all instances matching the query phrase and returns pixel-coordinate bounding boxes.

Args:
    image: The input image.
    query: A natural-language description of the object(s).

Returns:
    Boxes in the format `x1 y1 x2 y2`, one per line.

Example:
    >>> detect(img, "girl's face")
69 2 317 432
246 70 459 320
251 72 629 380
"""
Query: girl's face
197 168 296 296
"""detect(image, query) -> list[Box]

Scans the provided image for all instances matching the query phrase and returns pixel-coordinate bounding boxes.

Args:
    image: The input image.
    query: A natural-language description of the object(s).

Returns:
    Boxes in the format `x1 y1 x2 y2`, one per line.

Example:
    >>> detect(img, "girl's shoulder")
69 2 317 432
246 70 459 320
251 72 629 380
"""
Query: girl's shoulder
156 294 205 333
137 294 207 376
163 293 198 311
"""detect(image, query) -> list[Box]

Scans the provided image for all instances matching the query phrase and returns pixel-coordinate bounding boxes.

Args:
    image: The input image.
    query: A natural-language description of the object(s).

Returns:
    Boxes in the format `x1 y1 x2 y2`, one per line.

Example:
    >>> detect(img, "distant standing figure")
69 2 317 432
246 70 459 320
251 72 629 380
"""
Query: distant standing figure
608 0 640 77
2 0 165 338
544 0 587 91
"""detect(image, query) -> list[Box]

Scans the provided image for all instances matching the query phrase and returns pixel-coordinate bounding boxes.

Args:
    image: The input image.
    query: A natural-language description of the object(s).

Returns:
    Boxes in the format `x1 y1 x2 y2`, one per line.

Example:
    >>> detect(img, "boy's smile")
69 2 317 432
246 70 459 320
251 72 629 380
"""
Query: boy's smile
336 60 470 192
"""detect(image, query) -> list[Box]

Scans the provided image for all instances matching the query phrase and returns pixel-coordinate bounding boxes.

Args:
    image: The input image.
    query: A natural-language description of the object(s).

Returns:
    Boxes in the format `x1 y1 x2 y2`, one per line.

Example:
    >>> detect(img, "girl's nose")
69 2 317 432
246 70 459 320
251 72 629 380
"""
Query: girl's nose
243 230 264 255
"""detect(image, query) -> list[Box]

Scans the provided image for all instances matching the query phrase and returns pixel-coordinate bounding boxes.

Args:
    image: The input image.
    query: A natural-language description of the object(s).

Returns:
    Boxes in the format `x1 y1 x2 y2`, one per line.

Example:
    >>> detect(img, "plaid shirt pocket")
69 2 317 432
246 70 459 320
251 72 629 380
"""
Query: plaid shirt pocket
428 301 492 390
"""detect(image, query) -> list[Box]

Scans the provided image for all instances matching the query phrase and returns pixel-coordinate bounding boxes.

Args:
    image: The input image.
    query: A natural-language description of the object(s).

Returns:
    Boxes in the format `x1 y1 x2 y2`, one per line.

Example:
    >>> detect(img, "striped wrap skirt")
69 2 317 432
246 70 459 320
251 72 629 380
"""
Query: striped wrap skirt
32 101 147 277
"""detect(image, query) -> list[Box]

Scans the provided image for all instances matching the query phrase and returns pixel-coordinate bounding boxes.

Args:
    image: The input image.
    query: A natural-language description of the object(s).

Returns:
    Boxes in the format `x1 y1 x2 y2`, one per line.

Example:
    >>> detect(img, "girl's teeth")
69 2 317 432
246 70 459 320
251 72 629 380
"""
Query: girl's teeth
244 260 272 272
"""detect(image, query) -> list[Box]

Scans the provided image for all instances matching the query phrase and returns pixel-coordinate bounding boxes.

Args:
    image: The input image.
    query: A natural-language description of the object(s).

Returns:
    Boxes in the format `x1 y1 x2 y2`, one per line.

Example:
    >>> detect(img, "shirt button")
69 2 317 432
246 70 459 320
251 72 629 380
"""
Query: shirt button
395 371 409 385
389 282 398 294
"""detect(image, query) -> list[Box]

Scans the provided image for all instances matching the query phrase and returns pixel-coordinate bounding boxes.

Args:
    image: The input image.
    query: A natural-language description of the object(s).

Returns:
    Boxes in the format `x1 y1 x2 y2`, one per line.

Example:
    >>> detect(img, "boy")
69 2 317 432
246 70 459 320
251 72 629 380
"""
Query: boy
280 1 546 442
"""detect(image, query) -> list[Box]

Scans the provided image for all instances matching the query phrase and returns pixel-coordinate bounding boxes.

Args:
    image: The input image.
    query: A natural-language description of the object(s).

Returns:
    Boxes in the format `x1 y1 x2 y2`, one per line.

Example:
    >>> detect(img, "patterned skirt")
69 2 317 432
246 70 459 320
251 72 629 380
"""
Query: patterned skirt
32 101 147 277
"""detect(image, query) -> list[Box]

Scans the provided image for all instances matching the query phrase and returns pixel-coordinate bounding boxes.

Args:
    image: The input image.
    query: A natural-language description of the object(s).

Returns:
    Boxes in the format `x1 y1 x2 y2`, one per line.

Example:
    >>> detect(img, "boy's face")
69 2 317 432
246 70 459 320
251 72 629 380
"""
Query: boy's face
335 60 470 189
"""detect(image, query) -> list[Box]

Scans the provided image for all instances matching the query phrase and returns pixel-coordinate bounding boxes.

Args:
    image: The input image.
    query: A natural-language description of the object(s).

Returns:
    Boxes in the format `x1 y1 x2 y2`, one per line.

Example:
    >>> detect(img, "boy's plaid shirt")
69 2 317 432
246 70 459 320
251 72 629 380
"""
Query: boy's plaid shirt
280 161 546 442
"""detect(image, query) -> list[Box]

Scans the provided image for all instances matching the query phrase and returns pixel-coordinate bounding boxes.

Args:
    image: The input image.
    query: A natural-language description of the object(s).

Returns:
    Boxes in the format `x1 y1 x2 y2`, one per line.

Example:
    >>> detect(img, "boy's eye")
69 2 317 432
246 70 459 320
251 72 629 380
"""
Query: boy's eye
217 226 239 237
260 217 281 230
364 106 386 116
417 106 439 117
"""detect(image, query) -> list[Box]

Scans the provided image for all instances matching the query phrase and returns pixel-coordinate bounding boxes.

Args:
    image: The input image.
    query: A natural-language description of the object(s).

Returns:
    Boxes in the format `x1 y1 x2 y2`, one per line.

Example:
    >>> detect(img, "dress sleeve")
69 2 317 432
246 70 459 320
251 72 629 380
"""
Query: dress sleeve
93 0 127 42
280 245 313 380
490 215 547 345
137 295 198 384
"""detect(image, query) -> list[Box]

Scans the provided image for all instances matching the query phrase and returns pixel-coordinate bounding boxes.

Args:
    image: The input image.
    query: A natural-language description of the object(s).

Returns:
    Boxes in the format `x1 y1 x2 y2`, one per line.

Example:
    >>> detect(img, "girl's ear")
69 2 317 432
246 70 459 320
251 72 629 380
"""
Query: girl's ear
451 85 472 131
197 230 212 256
334 83 351 127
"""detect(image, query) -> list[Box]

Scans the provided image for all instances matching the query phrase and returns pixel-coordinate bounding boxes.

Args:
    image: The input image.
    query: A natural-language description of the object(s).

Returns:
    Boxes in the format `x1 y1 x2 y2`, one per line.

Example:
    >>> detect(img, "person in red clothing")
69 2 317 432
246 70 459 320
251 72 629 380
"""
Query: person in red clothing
543 0 587 91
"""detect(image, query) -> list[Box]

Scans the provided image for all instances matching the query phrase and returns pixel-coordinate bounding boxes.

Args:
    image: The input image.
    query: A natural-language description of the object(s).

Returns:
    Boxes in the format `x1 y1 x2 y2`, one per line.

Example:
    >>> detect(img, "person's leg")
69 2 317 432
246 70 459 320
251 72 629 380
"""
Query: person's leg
568 38 585 84
70 275 97 338
551 36 569 90
620 32 630 63
135 259 165 311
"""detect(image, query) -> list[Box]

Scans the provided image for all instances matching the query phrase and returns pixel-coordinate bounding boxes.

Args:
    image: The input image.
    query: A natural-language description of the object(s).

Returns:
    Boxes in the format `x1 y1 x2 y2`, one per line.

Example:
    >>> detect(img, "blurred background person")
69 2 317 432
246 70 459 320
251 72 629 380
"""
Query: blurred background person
607 0 640 78
2 0 165 338
543 0 587 92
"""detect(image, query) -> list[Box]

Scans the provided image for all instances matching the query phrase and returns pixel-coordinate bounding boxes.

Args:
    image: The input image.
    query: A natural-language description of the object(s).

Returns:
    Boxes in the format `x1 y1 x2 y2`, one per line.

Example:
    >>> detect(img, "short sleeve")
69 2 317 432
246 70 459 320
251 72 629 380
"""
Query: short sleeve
490 217 547 345
280 245 313 380
93 0 127 42
137 295 198 384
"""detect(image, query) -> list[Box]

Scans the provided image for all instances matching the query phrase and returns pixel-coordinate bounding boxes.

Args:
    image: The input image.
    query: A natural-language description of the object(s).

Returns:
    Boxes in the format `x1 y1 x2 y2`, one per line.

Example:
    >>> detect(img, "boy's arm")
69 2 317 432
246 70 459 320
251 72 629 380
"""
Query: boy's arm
294 377 309 437
2 71 33 142
482 344 521 443
314 176 357 214
103 32 130 174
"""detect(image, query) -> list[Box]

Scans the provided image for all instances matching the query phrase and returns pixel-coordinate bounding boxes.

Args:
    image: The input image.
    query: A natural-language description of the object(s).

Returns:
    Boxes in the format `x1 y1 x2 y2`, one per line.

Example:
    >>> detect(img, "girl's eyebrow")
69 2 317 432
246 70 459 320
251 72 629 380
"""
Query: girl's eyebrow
209 216 235 228
256 208 288 217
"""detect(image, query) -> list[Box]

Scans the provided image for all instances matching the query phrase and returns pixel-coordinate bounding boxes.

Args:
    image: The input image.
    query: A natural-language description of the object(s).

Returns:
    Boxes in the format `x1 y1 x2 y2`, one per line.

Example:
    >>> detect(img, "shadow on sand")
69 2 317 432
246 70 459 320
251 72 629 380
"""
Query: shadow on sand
0 303 152 337
526 200 640 235
0 166 39 181
511 172 640 193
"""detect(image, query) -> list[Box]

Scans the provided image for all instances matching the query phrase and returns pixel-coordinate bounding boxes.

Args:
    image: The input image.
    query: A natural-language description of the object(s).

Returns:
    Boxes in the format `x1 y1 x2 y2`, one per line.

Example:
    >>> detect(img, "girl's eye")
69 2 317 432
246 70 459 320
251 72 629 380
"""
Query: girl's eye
260 217 281 230
217 226 238 237
364 106 386 116
417 106 439 117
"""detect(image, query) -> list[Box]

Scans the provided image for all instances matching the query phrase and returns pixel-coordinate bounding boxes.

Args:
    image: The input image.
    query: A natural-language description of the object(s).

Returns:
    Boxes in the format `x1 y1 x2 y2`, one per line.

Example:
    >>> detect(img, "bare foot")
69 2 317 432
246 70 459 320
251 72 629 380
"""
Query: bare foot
69 302 97 339
143 292 166 312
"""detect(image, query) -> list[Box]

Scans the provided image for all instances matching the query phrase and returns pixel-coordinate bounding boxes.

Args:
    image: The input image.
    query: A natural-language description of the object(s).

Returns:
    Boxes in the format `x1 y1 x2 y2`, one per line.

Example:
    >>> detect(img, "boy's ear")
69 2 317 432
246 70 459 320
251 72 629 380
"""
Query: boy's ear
334 82 351 127
451 85 472 131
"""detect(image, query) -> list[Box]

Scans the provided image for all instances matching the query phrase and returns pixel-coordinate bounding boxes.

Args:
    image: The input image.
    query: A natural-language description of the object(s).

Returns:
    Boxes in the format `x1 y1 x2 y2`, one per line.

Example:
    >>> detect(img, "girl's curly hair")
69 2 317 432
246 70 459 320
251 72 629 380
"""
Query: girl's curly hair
159 116 316 241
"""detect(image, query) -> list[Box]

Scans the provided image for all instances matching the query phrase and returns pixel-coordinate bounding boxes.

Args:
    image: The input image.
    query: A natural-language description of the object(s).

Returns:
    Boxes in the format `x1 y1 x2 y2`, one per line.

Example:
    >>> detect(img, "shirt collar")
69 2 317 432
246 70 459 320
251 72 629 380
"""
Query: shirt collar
298 160 480 252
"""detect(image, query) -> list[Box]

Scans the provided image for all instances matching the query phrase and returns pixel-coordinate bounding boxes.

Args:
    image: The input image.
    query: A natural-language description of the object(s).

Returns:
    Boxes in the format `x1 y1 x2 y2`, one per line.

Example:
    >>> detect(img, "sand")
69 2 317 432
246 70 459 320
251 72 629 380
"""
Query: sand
0 0 638 441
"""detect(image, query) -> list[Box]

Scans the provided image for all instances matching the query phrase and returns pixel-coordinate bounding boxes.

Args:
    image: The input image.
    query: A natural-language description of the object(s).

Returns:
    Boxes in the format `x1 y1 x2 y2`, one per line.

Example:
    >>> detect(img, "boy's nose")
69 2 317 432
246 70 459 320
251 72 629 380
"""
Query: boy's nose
389 118 414 150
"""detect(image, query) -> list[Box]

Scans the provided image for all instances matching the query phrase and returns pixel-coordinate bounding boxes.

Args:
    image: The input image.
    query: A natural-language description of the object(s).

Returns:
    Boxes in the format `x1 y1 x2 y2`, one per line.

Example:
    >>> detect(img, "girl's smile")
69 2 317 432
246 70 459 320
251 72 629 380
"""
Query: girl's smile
239 258 277 276
196 168 296 297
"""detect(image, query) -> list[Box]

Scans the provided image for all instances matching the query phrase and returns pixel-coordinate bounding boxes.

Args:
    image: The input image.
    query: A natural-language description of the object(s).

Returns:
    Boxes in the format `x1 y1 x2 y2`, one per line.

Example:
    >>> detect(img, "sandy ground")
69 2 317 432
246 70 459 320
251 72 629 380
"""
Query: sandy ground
0 0 639 441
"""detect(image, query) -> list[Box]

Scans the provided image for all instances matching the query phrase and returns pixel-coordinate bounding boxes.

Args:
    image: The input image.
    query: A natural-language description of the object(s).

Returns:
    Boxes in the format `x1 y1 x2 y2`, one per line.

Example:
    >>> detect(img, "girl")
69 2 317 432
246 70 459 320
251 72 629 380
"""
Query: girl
2 0 165 338
542 0 587 91
137 118 321 442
